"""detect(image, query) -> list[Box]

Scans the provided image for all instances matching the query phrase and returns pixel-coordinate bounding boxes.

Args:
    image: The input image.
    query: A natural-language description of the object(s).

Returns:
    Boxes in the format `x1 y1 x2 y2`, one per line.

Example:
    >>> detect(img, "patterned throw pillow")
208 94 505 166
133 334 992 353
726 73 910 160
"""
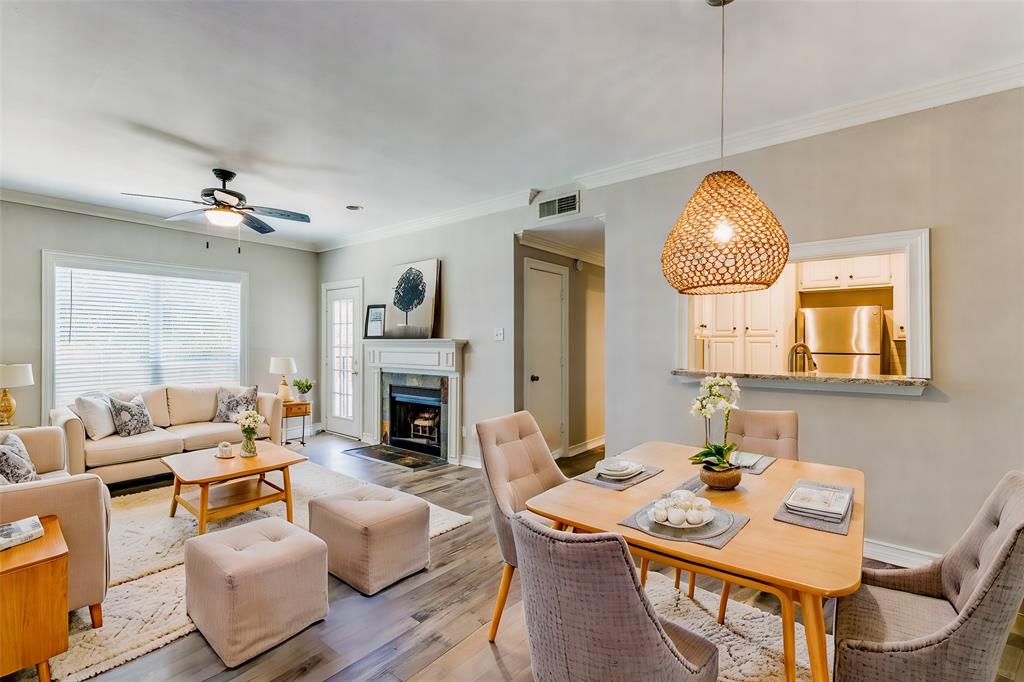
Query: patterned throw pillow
0 432 39 484
213 386 257 423
108 395 155 437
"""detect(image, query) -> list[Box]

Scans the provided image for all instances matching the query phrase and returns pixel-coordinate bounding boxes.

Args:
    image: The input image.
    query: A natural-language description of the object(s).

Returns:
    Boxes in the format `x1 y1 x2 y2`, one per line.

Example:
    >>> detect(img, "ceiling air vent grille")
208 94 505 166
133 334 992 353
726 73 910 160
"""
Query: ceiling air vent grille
538 191 580 220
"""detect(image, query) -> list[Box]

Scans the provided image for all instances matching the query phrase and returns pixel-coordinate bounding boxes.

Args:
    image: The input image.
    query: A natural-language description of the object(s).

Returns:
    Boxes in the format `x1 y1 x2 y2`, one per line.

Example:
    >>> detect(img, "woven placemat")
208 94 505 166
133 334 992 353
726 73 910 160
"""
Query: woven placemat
575 465 663 491
772 480 854 536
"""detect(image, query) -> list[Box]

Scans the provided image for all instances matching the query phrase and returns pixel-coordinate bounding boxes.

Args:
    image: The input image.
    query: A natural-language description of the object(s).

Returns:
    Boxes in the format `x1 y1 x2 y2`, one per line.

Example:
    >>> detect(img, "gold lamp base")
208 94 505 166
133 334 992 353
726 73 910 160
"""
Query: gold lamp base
277 376 293 403
0 388 16 427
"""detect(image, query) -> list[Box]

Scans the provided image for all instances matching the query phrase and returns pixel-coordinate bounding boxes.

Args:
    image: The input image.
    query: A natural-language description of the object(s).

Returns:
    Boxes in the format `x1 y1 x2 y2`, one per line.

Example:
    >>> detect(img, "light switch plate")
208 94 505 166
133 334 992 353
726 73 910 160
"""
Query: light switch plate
493 327 505 341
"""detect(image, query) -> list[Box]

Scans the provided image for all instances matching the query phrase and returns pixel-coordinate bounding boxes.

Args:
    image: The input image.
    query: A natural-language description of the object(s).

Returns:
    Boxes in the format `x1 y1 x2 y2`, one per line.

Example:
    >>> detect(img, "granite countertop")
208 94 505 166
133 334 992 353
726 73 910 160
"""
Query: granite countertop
672 368 929 389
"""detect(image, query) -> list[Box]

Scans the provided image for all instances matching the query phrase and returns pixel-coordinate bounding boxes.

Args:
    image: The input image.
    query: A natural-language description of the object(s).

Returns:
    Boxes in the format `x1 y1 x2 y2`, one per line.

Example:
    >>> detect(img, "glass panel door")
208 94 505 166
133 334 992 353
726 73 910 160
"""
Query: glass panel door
325 285 361 437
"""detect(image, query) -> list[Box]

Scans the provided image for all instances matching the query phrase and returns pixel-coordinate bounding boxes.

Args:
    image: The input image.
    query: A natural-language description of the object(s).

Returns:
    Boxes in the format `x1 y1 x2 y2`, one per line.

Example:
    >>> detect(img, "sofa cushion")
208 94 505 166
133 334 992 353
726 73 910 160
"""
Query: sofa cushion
108 387 171 428
167 385 220 425
166 421 271 451
213 386 257 423
109 395 156 437
836 582 956 645
84 427 184 468
37 470 72 481
71 393 117 440
0 432 39 484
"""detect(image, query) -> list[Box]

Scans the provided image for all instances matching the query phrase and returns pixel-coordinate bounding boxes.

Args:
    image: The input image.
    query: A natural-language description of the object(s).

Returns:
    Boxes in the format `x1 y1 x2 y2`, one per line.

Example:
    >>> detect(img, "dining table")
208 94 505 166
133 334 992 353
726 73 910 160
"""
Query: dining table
526 441 865 682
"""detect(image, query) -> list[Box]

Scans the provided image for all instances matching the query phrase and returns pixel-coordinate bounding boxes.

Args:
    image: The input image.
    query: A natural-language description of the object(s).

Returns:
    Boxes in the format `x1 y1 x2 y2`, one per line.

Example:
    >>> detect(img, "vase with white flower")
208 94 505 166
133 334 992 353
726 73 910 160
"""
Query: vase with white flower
688 375 743 490
236 410 265 457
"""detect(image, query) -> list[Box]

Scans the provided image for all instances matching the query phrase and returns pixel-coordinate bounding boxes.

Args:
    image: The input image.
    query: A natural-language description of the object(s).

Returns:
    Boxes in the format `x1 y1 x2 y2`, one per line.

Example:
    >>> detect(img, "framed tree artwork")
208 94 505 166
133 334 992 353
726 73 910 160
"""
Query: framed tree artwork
385 258 439 338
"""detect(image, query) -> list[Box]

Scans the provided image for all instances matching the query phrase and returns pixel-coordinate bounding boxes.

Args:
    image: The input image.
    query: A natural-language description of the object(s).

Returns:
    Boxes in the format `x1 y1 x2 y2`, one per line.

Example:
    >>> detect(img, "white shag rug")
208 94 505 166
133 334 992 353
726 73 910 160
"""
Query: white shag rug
645 571 834 682
33 461 473 681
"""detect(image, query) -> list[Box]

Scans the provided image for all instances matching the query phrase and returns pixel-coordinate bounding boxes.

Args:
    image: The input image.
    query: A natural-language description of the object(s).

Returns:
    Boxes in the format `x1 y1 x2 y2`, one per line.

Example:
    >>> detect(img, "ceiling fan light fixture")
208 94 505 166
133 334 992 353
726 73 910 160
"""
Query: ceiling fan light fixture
205 208 243 228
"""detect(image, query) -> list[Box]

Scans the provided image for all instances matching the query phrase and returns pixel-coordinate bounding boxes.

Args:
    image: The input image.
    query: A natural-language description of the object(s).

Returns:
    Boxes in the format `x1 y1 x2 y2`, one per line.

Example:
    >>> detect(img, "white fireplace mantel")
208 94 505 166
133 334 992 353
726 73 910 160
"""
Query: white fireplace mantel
362 338 468 464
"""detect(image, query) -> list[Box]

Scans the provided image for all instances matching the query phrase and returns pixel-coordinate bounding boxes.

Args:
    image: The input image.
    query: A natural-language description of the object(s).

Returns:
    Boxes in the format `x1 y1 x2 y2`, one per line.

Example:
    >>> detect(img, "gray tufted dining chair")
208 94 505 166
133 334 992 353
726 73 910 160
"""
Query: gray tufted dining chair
512 514 719 682
476 411 568 641
834 470 1024 681
676 408 800 624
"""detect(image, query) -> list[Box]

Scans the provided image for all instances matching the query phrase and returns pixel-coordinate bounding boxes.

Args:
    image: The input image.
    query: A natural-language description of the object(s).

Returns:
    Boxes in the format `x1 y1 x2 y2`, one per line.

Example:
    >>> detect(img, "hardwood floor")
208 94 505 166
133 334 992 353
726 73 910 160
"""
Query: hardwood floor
39 433 1022 681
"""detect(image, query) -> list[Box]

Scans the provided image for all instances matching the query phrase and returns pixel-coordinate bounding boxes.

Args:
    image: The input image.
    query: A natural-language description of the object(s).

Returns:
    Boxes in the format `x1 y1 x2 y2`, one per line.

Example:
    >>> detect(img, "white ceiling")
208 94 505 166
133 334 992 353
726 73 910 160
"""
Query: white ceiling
2 1 1022 251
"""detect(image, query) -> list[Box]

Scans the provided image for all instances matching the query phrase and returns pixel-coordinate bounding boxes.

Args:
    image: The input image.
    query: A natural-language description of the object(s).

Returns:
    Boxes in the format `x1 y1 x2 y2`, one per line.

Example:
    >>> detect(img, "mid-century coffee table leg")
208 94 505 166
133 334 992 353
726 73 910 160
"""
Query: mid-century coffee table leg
169 477 181 517
198 484 209 534
282 466 294 523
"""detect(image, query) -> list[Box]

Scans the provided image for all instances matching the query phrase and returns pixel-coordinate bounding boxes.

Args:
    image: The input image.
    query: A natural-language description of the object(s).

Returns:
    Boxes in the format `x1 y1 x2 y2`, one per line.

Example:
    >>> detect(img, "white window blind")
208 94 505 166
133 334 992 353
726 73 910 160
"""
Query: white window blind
53 264 242 406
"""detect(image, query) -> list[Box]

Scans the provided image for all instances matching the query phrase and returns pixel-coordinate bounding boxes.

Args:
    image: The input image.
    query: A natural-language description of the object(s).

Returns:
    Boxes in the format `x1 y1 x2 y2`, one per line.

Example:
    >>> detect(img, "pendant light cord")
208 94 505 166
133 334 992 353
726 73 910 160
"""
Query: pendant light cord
720 0 725 169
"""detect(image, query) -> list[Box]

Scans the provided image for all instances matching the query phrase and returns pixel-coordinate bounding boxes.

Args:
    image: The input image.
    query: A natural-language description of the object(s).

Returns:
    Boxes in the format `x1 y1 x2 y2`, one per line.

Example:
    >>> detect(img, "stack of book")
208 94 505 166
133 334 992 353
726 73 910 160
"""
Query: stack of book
784 485 851 523
0 515 44 551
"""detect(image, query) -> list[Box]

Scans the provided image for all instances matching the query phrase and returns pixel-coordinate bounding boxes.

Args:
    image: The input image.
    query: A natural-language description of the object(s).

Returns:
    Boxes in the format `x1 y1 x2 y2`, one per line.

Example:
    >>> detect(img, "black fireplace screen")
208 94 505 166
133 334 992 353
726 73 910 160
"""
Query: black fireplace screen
388 385 443 457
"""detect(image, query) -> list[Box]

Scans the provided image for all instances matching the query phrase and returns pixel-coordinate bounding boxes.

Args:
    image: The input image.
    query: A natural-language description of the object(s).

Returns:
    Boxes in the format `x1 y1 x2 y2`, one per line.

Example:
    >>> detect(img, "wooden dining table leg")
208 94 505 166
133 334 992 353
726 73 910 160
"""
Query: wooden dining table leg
687 571 696 598
639 557 650 587
799 591 830 682
551 521 565 532
717 581 731 624
169 477 181 517
673 567 681 589
778 588 797 682
282 466 294 523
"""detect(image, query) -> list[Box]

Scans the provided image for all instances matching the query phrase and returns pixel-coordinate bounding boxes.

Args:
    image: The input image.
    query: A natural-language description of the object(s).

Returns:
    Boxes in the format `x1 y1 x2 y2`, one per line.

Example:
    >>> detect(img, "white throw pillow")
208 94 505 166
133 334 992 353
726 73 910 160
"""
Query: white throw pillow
71 393 116 440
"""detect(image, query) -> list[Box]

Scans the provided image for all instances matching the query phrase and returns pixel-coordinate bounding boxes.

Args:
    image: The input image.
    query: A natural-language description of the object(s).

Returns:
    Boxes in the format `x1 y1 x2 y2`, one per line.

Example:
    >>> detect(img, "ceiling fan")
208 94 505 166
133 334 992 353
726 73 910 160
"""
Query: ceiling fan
122 168 310 234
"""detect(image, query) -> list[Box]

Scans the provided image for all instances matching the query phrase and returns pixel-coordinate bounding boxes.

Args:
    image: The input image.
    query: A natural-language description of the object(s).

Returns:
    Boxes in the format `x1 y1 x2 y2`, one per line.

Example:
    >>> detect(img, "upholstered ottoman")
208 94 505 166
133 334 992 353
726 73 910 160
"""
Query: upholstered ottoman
184 517 328 667
309 484 430 595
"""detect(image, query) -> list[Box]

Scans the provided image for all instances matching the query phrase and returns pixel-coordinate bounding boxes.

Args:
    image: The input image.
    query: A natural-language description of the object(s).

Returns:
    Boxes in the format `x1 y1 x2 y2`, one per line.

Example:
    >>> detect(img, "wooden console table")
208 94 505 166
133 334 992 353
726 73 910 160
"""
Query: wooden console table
282 400 312 446
0 515 69 682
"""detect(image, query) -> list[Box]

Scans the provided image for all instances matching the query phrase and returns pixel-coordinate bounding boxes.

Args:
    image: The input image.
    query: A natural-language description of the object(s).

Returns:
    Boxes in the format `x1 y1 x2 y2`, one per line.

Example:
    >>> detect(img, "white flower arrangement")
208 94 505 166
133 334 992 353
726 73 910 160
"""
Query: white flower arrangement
689 375 740 449
235 410 266 434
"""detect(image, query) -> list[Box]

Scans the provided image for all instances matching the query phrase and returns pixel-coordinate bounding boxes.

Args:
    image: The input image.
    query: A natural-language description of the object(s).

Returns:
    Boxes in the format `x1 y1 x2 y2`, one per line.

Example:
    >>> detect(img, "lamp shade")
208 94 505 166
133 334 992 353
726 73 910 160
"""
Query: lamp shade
268 357 297 375
0 363 34 388
661 170 789 295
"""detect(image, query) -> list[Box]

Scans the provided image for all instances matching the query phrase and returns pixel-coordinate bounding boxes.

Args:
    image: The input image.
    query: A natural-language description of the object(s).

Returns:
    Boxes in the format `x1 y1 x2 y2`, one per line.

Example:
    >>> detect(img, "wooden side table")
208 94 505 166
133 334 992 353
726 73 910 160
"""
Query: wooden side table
282 400 312 446
0 515 69 682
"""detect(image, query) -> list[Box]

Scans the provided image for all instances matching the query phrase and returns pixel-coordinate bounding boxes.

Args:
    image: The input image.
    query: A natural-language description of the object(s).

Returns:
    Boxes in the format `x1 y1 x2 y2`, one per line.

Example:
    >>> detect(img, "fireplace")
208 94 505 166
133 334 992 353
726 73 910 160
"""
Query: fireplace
379 371 449 460
387 385 443 457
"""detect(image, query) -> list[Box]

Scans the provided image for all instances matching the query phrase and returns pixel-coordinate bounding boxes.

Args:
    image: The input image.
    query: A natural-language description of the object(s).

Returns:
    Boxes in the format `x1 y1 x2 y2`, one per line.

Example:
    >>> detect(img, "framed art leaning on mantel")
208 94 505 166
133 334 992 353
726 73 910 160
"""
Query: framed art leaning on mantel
385 258 440 339
365 304 386 339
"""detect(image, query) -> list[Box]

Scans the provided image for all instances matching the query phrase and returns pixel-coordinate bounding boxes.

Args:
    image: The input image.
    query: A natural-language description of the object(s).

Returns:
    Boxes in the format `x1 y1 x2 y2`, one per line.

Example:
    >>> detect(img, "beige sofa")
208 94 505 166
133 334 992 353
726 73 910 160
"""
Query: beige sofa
0 426 110 625
51 384 283 484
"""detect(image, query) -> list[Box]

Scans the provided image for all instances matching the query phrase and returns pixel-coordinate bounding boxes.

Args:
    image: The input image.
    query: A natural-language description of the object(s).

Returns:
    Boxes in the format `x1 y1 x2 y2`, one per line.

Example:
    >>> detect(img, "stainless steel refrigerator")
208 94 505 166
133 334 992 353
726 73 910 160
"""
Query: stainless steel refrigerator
797 305 883 375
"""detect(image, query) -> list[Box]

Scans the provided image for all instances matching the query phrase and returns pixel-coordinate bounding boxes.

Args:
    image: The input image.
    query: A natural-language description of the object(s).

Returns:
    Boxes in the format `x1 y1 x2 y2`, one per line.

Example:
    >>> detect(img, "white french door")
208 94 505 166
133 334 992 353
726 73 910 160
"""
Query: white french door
323 281 362 438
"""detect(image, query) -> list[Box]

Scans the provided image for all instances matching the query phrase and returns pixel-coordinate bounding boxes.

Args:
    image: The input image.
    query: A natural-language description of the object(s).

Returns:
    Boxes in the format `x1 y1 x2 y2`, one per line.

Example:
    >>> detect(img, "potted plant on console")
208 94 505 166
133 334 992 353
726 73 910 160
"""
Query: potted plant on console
292 378 314 402
689 375 742 490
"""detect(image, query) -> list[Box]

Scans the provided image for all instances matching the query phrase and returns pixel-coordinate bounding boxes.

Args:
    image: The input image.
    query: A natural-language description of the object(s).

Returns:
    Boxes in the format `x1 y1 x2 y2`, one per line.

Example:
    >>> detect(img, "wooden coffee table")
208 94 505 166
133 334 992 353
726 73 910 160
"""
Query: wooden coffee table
161 441 307 534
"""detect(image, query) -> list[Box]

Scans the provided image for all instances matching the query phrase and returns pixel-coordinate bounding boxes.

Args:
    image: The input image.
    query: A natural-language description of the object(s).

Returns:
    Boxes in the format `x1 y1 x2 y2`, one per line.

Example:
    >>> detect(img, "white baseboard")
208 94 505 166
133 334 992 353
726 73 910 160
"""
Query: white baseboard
284 422 321 441
863 538 941 568
568 436 606 458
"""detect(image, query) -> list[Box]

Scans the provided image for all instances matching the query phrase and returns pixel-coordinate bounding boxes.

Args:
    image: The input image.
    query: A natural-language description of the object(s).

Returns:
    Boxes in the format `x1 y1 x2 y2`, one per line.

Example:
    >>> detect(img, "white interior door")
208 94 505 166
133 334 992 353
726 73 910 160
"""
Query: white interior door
324 283 362 438
523 259 568 457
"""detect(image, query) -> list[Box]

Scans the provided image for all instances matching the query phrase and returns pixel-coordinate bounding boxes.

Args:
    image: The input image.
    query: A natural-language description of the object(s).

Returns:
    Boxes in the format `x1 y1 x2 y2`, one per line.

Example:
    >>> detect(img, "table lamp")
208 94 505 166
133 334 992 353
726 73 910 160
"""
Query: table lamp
0 364 34 427
269 357 297 402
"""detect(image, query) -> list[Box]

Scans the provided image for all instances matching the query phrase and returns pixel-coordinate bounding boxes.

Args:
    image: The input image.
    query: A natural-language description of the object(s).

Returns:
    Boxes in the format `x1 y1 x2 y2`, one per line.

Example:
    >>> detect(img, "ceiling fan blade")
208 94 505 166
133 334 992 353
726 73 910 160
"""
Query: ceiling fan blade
165 208 208 222
122 192 206 205
241 213 275 234
245 205 311 223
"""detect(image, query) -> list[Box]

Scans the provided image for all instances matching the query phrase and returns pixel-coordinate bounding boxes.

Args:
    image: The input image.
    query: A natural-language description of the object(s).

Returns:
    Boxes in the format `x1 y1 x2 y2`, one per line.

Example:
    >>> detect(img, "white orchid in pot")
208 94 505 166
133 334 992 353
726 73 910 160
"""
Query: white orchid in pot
689 375 742 490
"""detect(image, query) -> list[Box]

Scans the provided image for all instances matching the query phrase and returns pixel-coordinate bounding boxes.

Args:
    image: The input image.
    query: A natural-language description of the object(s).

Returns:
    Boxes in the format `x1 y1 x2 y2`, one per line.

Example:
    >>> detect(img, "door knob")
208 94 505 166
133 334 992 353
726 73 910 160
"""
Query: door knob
530 375 540 382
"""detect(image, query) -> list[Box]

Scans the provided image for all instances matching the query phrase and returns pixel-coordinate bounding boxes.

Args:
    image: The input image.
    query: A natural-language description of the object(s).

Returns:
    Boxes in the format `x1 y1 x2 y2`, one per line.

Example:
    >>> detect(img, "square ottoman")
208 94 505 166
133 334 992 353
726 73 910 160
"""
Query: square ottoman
309 483 430 595
184 517 328 667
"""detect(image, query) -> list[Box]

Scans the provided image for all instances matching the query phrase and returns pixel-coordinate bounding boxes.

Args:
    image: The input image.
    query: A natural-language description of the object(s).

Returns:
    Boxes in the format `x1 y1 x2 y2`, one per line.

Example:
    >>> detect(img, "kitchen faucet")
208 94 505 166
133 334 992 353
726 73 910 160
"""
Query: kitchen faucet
787 343 818 372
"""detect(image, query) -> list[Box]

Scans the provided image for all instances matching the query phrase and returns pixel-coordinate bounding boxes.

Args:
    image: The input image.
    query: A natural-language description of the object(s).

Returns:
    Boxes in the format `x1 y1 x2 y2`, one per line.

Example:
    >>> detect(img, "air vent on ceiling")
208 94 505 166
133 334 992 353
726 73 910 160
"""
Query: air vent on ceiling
538 191 580 220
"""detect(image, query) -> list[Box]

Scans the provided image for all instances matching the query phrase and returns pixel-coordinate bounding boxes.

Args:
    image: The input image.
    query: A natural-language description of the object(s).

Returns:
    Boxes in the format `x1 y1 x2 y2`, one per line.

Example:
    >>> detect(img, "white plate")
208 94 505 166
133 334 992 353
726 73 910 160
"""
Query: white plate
596 461 643 479
648 509 715 529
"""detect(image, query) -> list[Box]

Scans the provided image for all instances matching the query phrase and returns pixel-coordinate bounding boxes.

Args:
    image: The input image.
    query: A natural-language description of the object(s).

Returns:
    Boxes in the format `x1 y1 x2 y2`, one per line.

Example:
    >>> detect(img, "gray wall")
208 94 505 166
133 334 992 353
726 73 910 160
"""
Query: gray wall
600 89 1024 554
318 208 525 464
0 201 320 425
514 242 605 449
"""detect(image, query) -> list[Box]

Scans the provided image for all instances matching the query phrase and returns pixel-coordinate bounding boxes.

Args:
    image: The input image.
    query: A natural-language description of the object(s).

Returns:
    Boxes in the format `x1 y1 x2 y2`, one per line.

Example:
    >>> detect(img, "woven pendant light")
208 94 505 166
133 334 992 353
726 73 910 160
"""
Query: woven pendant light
661 0 789 295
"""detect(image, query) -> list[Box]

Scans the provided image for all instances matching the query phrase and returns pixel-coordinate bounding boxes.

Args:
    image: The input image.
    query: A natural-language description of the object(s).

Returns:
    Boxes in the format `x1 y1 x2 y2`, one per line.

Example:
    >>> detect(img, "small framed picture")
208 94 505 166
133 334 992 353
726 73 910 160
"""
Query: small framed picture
365 304 386 338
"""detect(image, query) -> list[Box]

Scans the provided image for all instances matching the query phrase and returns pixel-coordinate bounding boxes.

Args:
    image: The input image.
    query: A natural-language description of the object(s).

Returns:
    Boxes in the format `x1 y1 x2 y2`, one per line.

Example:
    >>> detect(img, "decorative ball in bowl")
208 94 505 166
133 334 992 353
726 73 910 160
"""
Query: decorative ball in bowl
648 490 715 528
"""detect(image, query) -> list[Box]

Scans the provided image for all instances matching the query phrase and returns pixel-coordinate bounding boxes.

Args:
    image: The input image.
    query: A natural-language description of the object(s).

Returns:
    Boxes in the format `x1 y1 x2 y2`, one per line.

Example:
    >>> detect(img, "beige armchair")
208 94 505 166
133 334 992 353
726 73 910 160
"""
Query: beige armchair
0 427 111 627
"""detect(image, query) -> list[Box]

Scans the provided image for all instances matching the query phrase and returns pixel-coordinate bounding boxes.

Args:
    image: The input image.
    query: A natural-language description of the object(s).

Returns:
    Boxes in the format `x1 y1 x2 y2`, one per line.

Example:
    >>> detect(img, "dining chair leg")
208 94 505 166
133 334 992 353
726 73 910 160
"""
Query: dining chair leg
673 567 681 589
488 563 516 642
798 591 830 682
639 557 650 587
717 582 731 624
778 589 797 682
687 571 696 598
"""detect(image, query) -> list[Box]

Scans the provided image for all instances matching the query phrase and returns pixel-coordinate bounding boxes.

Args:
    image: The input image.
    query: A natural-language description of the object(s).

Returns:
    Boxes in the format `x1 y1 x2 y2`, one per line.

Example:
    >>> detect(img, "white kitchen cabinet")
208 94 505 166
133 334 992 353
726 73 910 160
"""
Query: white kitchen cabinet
744 337 775 373
743 287 775 336
798 259 843 290
846 255 892 288
708 294 742 336
708 337 742 374
891 252 907 340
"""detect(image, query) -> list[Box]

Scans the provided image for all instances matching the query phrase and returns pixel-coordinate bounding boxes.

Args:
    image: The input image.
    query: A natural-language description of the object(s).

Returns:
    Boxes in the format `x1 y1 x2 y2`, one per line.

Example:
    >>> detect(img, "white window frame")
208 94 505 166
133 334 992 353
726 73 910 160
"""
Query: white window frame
676 228 931 384
41 250 249 418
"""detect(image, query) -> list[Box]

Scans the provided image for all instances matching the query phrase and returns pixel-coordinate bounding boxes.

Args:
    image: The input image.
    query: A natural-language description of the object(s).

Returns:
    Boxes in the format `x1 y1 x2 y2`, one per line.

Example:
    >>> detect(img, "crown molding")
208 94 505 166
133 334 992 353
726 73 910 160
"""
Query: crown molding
517 231 605 267
575 63 1024 189
320 189 531 251
0 189 320 252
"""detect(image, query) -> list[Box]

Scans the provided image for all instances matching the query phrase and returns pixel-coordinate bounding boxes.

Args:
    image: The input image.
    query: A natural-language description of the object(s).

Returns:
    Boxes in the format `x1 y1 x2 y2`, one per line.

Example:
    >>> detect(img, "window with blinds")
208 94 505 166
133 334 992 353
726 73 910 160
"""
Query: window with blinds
53 264 242 406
